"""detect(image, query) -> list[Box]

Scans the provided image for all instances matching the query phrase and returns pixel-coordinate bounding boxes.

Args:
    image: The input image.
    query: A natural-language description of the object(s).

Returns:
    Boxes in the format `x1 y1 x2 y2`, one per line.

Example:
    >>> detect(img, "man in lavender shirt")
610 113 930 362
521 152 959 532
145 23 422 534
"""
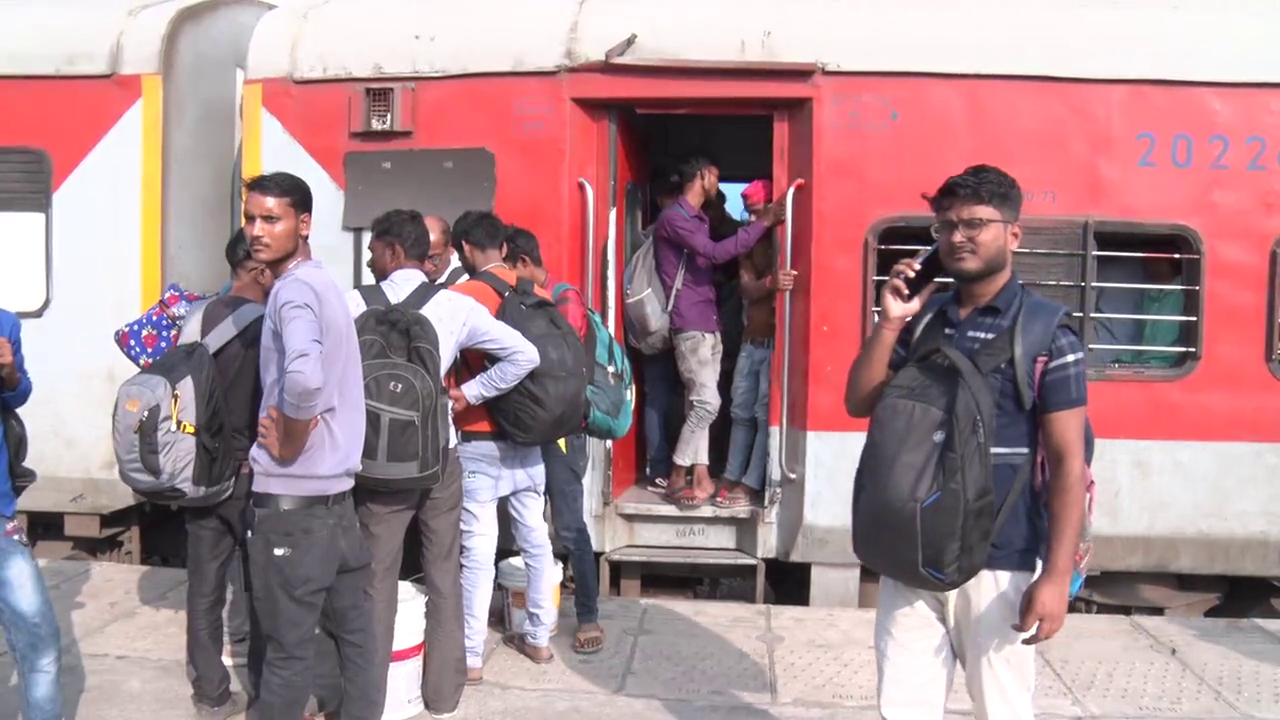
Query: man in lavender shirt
242 172 379 720
652 155 785 507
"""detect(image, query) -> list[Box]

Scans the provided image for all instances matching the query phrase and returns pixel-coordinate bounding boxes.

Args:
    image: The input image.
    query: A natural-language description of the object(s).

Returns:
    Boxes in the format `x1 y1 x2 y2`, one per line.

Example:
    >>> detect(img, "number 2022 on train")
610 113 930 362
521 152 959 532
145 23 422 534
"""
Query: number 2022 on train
1136 132 1278 172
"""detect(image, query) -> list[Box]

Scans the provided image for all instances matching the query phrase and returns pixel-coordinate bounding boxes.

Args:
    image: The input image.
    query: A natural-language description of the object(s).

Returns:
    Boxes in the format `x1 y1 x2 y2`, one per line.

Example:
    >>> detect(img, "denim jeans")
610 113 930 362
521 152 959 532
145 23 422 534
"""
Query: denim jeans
0 519 62 720
542 434 598 625
723 341 772 491
458 440 556 667
642 351 679 479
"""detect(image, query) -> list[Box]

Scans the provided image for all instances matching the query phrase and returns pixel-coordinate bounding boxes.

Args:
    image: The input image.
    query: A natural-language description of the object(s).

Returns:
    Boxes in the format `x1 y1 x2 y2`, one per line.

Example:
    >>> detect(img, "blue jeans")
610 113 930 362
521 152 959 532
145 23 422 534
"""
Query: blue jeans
642 351 679 479
542 434 598 625
723 341 772 491
0 520 62 720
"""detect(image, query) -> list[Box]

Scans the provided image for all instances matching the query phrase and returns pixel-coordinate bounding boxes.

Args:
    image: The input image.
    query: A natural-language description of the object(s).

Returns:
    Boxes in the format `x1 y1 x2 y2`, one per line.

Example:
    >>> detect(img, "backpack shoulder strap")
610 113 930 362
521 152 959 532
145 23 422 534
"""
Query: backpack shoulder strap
1014 291 1071 412
397 281 441 312
357 284 392 311
201 302 265 355
176 299 214 347
905 292 953 362
551 281 572 301
442 266 467 286
474 270 512 299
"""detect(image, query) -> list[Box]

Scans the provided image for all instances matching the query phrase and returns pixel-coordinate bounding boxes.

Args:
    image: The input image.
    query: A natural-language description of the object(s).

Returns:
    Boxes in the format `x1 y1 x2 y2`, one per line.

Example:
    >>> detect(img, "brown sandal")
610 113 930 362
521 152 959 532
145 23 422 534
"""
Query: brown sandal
573 624 606 655
504 634 555 664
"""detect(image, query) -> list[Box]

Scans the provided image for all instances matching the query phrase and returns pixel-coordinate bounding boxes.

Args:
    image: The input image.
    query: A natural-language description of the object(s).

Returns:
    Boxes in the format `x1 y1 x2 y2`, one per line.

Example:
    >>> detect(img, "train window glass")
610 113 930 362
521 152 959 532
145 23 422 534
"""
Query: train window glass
0 148 52 317
1266 239 1280 378
624 181 646 264
1090 226 1202 376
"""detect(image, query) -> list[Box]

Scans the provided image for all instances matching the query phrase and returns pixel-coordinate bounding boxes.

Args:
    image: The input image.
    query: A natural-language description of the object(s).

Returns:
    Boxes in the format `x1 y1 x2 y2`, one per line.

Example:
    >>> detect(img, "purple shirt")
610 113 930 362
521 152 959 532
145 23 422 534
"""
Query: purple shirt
251 260 366 496
653 197 769 333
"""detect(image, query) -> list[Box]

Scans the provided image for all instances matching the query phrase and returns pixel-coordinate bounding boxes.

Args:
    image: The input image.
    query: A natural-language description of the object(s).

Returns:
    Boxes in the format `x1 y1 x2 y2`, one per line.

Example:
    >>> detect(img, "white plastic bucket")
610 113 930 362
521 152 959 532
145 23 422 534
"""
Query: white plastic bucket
497 556 563 637
381 581 428 720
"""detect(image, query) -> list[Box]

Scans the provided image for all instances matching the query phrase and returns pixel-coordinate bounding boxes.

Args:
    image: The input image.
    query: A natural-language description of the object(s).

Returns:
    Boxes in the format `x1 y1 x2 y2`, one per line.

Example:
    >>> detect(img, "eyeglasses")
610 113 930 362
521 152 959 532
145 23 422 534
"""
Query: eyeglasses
425 252 445 267
930 217 1013 241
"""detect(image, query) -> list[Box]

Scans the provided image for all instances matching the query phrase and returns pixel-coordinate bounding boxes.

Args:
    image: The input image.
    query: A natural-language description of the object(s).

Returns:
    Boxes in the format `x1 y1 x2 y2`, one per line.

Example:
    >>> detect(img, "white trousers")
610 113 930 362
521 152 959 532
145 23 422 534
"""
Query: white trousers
875 569 1037 720
458 440 557 669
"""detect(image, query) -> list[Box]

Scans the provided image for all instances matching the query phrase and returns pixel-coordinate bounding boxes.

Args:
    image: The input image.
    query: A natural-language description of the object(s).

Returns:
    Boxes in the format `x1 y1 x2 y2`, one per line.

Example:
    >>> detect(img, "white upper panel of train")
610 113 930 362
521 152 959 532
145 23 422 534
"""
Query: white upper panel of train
0 0 285 77
243 0 1280 85
3 0 1279 84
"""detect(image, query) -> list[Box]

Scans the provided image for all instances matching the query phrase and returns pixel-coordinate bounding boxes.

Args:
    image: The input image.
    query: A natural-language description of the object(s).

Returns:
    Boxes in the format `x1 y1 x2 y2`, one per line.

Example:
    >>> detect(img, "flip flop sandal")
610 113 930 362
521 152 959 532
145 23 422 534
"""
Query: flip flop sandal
573 626 606 655
663 485 705 508
503 634 555 665
713 486 752 508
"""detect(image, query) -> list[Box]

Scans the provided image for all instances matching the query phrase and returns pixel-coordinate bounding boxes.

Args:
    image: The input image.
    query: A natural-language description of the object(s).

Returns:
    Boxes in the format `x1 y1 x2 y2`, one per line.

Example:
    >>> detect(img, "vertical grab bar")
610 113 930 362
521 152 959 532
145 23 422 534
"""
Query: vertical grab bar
578 177 596 310
778 179 805 482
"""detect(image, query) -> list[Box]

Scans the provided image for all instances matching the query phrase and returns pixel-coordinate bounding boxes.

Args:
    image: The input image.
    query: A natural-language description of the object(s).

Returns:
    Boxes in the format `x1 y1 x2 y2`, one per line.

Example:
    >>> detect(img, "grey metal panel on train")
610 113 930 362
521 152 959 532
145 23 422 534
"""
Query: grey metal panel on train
342 148 496 230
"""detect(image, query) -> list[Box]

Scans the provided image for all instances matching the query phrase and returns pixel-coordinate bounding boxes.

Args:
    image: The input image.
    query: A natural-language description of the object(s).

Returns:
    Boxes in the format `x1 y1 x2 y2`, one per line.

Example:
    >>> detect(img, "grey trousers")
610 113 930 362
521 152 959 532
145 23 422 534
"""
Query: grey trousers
314 447 467 717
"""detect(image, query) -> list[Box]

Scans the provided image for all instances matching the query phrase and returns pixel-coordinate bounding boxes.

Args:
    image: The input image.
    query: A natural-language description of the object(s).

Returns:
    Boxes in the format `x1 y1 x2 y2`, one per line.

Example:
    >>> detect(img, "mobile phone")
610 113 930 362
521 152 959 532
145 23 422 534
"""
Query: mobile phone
901 244 945 297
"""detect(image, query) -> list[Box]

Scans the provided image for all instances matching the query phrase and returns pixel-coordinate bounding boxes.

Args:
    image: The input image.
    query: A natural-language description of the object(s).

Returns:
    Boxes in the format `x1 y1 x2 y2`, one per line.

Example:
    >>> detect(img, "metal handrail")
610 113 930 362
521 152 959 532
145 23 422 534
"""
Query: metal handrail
779 179 805 483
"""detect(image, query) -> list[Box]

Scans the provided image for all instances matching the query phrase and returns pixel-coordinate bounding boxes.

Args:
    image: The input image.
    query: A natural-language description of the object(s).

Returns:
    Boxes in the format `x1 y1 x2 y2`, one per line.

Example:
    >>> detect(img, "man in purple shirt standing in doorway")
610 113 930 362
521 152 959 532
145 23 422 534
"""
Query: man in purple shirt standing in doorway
652 155 785 507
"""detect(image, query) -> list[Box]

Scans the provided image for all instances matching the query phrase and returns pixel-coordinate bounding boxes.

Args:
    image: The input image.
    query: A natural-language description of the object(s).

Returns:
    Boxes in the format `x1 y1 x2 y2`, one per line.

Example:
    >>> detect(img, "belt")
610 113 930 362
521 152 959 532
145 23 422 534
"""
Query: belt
745 337 775 348
459 430 498 443
250 490 351 511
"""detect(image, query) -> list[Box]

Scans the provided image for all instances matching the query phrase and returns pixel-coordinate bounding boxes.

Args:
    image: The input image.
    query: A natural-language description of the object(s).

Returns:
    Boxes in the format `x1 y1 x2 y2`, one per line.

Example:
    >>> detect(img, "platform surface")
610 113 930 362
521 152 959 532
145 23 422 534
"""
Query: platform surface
2 560 1279 719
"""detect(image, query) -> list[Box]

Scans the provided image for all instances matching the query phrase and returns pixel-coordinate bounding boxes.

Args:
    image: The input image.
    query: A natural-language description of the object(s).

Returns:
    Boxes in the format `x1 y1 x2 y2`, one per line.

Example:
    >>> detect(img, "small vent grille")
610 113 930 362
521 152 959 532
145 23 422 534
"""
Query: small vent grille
0 148 51 213
366 88 394 131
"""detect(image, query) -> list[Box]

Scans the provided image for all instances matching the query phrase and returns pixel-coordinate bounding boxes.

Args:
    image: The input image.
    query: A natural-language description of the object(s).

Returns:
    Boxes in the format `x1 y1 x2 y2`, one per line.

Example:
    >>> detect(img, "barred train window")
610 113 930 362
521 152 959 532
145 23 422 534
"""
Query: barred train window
0 148 52 316
865 218 1203 379
1268 239 1280 378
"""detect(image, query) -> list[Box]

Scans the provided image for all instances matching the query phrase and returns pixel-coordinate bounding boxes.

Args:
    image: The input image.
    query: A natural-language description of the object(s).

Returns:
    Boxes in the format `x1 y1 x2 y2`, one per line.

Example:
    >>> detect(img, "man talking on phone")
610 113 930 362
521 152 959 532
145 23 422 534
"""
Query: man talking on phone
844 164 1089 719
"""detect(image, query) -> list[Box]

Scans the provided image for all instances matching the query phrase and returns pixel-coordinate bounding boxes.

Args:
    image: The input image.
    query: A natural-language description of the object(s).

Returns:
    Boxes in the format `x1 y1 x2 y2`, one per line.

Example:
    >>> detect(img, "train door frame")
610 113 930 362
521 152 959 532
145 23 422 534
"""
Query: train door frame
567 71 815 536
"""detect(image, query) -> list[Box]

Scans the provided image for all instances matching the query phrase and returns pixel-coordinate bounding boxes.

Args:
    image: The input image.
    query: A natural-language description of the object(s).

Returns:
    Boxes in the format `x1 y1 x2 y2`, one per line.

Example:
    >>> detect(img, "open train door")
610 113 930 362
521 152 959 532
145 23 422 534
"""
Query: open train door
767 103 814 508
600 107 649 504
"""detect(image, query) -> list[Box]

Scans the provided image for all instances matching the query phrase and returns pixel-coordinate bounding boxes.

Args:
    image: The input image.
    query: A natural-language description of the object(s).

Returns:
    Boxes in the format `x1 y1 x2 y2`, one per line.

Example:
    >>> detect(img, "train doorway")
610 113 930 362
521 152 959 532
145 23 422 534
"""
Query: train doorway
600 106 798 513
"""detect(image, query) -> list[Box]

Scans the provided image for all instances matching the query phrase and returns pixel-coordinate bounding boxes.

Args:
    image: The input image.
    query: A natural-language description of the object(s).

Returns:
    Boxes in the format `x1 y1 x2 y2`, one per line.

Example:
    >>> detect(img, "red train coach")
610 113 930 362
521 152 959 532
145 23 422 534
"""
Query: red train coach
241 0 1280 609
2 0 1273 609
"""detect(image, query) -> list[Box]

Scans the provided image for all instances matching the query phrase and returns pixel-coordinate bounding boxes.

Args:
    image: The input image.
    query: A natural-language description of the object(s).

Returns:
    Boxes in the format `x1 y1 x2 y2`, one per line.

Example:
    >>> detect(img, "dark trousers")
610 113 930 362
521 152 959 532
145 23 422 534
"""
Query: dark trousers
542 434 598 624
314 447 467 716
642 351 679 479
184 467 255 708
245 492 378 720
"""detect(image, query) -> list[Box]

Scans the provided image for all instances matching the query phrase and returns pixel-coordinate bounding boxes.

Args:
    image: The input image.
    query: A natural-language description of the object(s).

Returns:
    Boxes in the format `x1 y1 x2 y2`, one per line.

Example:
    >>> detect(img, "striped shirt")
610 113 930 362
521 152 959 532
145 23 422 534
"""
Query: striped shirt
888 275 1088 572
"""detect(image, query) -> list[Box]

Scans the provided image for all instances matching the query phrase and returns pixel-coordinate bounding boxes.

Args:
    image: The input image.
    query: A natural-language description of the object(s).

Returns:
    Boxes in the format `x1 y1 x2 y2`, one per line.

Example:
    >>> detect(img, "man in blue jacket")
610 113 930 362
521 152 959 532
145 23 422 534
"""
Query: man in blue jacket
0 308 63 720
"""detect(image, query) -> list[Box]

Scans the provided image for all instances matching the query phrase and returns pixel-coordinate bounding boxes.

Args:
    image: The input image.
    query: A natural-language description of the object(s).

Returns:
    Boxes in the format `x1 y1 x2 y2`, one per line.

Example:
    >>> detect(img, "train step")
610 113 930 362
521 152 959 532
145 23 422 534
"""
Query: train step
612 485 755 519
599 546 766 604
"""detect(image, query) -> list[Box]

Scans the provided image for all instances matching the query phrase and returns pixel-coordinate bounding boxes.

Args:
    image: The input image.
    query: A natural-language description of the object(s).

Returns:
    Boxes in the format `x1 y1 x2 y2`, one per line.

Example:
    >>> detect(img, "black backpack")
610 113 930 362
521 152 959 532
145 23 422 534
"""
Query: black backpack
353 282 449 491
474 271 590 446
852 290 1076 592
2 404 35 495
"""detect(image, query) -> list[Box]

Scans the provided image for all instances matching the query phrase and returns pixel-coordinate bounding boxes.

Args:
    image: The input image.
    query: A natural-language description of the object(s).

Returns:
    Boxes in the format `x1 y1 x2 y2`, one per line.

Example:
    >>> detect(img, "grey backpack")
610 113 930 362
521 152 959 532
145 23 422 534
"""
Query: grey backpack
623 221 686 355
112 299 263 507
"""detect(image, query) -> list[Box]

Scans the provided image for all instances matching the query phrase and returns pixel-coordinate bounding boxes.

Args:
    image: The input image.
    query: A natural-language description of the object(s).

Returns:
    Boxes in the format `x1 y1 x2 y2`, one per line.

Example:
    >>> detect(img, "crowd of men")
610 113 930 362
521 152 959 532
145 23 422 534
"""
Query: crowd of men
0 161 1090 720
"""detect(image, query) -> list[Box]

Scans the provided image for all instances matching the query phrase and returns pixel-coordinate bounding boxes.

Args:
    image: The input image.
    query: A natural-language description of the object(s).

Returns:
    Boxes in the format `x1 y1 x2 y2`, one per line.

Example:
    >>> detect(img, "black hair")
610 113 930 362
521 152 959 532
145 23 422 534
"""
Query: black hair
922 164 1022 221
503 225 543 268
676 154 719 188
452 210 506 253
370 208 430 263
650 163 682 198
224 228 252 271
243 171 314 217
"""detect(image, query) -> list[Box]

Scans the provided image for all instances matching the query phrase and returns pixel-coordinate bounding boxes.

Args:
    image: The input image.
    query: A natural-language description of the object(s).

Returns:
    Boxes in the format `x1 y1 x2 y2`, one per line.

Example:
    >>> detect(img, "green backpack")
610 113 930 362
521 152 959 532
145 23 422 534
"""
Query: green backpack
552 283 634 440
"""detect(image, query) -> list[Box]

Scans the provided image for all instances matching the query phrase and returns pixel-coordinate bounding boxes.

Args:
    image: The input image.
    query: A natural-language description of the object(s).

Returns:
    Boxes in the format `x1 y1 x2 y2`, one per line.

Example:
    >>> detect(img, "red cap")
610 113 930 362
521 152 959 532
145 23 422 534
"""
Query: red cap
741 179 772 207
